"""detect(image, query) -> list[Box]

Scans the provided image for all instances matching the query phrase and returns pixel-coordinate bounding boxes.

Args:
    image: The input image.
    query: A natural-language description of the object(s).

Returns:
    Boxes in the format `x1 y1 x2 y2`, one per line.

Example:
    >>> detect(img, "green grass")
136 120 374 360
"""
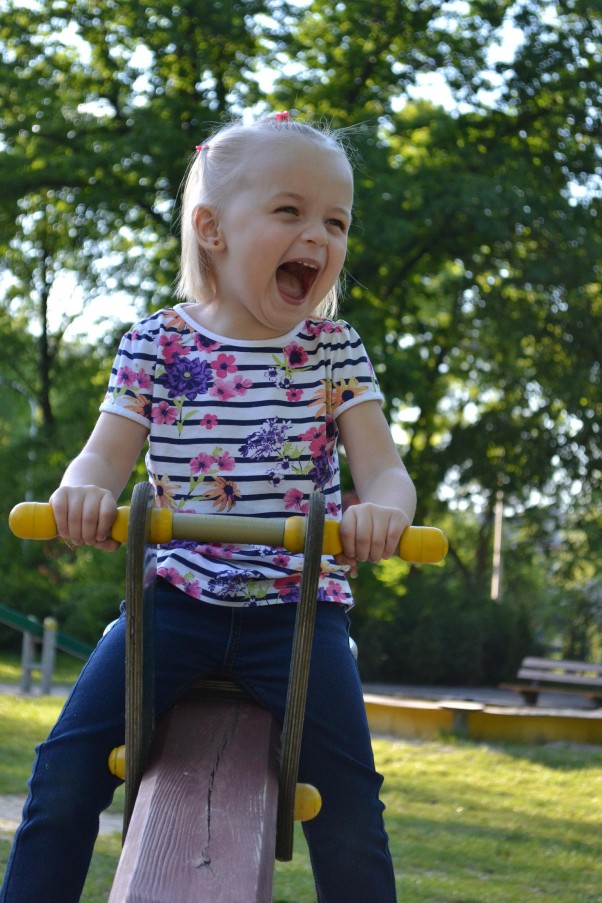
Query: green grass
375 738 602 902
0 694 72 795
1 691 602 902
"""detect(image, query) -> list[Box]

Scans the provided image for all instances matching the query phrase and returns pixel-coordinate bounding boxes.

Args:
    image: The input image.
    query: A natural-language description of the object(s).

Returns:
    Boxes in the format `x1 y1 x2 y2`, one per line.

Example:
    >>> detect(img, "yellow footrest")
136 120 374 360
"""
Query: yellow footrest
108 744 126 780
108 745 322 821
293 782 322 821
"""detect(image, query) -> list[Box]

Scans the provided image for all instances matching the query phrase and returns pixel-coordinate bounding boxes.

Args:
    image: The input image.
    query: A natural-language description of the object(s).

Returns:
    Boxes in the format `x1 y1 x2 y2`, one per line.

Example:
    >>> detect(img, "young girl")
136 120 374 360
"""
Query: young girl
1 114 416 903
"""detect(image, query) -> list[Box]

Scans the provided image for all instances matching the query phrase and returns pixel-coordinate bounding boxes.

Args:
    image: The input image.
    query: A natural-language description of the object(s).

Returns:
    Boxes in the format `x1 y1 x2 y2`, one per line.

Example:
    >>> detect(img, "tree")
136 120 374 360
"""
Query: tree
0 0 276 646
0 0 600 676
0 0 272 303
270 0 601 592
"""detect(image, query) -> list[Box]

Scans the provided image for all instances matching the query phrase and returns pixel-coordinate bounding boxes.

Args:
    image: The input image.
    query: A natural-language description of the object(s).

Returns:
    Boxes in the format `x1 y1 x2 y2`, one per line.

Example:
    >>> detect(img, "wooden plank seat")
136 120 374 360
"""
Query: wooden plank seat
501 656 602 707
109 679 280 903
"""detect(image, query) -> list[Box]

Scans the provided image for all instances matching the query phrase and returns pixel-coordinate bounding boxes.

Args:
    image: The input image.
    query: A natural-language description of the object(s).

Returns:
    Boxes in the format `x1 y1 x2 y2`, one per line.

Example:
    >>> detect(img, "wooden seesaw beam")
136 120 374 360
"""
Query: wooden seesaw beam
107 682 321 903
110 690 281 903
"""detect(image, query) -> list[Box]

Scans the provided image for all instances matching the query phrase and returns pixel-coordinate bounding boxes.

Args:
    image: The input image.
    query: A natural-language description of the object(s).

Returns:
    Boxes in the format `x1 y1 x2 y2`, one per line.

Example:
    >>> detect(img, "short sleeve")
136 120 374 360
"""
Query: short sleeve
99 320 159 428
328 322 384 418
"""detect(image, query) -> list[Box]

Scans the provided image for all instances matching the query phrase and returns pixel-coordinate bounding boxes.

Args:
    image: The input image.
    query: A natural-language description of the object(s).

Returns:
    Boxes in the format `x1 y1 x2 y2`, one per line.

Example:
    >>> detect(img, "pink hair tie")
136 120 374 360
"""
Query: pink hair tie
195 143 208 154
274 111 290 122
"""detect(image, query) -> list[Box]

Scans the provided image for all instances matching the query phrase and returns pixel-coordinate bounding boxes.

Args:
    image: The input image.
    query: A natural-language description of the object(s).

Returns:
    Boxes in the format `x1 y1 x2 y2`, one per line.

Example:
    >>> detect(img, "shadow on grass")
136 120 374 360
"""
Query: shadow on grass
492 739 602 770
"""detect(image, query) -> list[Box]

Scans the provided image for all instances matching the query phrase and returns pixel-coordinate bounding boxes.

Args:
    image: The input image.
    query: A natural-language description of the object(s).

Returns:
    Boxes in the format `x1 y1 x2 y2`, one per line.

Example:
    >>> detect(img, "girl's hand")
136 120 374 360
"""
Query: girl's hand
335 503 410 576
49 485 120 552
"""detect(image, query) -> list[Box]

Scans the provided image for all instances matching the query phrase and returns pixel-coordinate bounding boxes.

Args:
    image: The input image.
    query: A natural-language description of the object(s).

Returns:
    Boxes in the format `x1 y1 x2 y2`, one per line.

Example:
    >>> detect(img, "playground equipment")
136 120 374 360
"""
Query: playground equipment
0 604 93 694
10 489 448 901
9 498 448 564
0 607 57 694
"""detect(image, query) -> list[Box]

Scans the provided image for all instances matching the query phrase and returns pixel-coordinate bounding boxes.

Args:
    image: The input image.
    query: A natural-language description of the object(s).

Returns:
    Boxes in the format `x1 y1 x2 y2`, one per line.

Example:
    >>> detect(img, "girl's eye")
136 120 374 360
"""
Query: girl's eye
277 206 299 216
327 218 348 232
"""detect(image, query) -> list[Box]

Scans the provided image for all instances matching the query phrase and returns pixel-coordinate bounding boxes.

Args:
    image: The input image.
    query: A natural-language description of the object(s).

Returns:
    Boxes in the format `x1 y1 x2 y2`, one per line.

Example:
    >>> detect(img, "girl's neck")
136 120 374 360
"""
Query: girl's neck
176 302 309 342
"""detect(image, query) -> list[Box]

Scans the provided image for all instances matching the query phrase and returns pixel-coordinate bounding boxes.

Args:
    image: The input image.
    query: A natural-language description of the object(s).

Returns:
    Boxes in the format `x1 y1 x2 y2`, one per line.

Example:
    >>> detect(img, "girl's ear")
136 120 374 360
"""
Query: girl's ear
193 205 225 251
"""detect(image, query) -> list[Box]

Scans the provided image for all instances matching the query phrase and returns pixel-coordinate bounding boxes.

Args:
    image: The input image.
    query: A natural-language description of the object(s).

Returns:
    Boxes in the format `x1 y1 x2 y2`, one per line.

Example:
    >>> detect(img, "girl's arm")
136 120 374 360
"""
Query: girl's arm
50 412 149 550
336 400 417 568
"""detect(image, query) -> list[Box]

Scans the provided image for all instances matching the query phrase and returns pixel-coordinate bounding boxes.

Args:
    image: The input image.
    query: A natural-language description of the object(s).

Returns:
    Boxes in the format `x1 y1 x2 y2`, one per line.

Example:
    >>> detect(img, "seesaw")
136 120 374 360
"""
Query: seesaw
9 488 448 902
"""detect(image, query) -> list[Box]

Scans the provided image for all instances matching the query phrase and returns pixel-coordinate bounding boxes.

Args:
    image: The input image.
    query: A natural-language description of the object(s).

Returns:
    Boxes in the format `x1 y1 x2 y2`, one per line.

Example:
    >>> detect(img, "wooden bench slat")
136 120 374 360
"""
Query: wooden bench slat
501 655 602 707
517 668 602 688
521 657 602 677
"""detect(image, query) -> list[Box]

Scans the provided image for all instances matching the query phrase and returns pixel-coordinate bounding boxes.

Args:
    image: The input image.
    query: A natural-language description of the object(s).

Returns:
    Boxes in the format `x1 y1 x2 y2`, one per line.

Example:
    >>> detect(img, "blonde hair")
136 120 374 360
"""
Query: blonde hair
176 114 353 319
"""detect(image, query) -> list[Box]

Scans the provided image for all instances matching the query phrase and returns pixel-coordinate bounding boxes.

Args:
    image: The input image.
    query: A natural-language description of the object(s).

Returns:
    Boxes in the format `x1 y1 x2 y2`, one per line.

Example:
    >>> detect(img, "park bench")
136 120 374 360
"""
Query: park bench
502 656 602 707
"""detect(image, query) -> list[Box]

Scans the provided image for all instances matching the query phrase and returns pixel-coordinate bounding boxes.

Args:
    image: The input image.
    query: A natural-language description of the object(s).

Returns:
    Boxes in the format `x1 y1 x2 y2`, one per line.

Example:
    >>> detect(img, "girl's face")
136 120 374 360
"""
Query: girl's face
195 136 353 339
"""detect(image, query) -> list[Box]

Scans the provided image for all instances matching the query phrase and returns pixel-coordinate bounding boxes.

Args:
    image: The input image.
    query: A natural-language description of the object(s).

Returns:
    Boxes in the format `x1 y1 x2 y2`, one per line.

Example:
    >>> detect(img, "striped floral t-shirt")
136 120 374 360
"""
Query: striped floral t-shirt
100 303 383 607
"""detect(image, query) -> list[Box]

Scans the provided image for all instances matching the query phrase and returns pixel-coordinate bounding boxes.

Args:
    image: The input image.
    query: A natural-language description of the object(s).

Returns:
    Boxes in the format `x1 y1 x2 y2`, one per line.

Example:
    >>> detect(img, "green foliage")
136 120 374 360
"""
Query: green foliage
349 562 534 685
57 545 126 642
0 0 600 681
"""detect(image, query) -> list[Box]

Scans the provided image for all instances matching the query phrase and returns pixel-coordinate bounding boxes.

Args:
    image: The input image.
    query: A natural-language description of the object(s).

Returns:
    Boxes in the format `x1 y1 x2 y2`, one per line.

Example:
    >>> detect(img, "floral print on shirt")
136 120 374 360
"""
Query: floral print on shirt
100 308 383 607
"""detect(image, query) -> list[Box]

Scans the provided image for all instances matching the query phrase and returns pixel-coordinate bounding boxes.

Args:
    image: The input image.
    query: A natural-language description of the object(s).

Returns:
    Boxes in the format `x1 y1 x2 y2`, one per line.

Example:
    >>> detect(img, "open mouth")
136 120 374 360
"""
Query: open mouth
276 260 320 302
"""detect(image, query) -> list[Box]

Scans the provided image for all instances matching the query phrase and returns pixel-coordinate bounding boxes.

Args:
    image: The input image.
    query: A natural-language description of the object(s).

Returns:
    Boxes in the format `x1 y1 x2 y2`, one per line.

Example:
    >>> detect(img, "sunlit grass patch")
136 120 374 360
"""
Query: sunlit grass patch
374 737 602 901
1 691 602 902
0 693 65 795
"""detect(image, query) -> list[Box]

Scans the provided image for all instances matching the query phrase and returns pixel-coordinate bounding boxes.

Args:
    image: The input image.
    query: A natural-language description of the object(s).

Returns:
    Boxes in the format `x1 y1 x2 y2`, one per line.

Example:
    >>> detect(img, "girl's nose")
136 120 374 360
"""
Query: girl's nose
301 220 328 245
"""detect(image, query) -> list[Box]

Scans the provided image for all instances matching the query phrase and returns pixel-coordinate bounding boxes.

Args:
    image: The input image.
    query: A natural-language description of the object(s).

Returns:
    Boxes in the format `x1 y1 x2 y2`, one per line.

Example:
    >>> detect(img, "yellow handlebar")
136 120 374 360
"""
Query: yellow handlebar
8 501 448 564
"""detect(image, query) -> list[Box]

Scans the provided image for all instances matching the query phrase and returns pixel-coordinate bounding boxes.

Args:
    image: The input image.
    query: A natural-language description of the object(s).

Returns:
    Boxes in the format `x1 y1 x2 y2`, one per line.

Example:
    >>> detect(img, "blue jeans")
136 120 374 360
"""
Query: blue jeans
1 582 397 902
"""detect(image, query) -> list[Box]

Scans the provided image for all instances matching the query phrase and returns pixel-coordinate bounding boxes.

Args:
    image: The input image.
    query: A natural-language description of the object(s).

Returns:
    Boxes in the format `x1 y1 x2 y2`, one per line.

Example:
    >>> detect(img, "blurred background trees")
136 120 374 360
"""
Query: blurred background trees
0 0 600 682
